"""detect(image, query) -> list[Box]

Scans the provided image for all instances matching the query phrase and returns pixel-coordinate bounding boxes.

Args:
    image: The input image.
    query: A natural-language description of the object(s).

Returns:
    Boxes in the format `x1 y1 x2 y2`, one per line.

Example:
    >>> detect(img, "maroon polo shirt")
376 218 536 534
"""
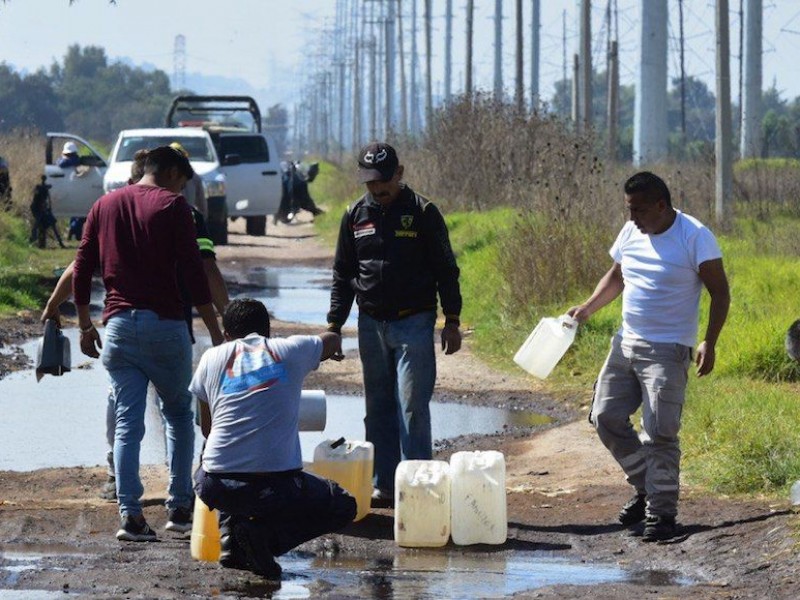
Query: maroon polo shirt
73 184 211 323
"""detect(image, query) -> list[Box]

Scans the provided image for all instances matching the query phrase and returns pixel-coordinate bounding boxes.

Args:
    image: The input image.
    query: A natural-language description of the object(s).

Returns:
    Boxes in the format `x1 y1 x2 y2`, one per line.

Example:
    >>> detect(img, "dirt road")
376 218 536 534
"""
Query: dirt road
1 215 798 599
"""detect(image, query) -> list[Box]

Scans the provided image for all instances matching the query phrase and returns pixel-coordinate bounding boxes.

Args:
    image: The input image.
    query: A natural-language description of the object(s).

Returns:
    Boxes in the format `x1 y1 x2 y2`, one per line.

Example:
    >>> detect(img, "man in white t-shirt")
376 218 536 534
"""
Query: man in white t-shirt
568 172 730 542
190 298 355 579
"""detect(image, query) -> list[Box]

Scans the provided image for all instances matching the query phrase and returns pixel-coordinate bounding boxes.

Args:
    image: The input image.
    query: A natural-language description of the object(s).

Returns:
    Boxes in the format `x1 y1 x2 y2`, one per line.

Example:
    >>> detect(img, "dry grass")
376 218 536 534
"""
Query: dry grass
0 131 45 219
392 96 721 311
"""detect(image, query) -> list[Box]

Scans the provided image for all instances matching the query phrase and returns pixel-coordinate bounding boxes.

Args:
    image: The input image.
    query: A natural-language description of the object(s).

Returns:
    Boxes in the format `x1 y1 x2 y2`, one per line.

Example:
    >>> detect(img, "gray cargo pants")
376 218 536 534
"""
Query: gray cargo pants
590 334 692 518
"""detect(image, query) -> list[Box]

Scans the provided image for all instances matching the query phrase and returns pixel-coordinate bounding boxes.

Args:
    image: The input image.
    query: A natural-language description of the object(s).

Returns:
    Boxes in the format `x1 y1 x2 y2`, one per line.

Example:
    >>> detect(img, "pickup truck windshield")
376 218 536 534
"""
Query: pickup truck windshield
116 135 215 162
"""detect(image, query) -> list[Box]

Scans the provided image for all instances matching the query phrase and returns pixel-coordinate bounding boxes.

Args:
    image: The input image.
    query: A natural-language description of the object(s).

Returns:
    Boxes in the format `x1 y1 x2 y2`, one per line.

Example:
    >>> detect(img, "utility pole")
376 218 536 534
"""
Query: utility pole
398 0 408 135
579 0 592 129
466 0 474 98
445 0 453 104
633 0 668 165
411 0 420 133
172 34 186 91
424 0 432 126
679 0 687 142
353 0 363 149
515 0 524 112
607 40 619 160
494 0 503 102
386 0 396 135
716 0 733 224
369 0 378 140
740 0 762 158
530 0 540 110
572 54 580 130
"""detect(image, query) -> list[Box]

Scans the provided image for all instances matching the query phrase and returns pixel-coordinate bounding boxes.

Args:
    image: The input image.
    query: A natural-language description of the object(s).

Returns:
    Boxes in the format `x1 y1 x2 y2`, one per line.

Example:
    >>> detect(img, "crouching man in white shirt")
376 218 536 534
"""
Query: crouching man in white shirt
191 298 354 580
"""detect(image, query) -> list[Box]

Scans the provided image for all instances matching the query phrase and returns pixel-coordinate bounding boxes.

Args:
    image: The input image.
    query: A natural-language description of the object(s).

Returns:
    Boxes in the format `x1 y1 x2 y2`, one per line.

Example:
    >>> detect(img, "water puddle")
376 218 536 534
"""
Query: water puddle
0 545 691 599
0 544 80 591
0 331 550 472
221 550 691 598
231 266 357 328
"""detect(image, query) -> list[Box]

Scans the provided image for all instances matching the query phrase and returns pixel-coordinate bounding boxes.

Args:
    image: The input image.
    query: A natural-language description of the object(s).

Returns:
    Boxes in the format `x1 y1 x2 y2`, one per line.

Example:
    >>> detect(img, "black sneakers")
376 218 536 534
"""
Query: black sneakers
642 515 678 542
165 506 193 533
116 514 158 542
231 520 282 580
618 493 647 526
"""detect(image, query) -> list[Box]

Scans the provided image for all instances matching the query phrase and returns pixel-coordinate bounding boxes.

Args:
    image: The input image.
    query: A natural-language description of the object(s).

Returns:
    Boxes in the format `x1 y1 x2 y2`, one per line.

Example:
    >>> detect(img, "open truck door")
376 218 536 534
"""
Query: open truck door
45 132 107 218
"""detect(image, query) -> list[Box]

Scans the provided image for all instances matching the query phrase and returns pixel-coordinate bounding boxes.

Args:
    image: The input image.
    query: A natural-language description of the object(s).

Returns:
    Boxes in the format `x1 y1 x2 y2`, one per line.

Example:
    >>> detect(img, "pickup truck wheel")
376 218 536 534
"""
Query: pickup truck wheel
246 216 267 236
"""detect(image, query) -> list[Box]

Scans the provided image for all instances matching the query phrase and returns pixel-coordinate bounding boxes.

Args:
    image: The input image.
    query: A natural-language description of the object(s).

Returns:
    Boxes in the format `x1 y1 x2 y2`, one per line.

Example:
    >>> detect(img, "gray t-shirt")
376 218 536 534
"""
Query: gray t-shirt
190 333 322 473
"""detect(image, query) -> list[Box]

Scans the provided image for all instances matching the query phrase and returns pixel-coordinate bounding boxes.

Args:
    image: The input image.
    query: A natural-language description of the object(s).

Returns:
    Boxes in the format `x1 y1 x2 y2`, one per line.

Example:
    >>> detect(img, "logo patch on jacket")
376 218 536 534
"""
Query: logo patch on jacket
353 222 376 239
395 214 417 238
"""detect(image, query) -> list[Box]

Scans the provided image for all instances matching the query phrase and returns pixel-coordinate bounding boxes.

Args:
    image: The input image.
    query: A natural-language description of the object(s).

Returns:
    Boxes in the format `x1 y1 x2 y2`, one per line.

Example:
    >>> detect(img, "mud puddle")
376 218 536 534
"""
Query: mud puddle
229 266 356 328
0 333 551 471
0 544 692 599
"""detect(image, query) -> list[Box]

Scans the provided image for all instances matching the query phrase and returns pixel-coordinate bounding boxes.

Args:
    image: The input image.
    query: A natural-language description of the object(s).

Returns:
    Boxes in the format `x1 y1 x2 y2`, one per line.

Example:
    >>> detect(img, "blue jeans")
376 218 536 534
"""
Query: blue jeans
358 310 437 492
101 310 194 517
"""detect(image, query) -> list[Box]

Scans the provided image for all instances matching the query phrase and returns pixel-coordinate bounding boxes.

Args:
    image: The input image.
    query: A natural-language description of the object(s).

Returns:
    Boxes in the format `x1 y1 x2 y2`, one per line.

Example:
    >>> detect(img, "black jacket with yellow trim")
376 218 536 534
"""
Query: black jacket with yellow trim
327 185 461 329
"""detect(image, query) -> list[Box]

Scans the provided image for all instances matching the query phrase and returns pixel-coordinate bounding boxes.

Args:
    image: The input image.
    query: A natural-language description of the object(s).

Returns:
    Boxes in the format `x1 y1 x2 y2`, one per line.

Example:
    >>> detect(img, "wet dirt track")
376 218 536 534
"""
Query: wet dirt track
1 215 799 599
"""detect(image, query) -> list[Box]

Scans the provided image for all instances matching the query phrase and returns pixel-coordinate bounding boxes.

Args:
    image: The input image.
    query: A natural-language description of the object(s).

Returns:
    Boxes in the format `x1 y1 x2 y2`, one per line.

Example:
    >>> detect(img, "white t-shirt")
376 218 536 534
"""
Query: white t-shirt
610 210 722 347
189 333 322 473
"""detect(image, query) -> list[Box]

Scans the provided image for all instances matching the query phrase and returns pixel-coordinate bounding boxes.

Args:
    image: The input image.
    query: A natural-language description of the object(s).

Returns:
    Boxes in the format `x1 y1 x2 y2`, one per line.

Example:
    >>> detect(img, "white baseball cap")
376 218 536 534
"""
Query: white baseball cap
62 141 79 155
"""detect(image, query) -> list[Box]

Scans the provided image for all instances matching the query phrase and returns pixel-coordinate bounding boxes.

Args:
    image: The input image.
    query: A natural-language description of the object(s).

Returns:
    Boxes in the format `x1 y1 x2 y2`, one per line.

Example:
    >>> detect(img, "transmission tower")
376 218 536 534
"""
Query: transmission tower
173 34 186 91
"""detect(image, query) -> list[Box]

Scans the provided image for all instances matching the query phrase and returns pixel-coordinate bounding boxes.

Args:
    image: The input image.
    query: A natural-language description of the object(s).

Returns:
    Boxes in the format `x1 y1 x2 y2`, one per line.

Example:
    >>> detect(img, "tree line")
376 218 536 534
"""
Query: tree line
548 71 800 161
0 44 289 151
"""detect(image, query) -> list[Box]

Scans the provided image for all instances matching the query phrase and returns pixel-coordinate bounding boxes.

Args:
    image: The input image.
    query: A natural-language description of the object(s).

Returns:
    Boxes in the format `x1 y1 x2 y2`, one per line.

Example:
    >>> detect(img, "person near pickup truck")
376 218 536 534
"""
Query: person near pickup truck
29 175 65 249
326 142 463 505
73 145 224 542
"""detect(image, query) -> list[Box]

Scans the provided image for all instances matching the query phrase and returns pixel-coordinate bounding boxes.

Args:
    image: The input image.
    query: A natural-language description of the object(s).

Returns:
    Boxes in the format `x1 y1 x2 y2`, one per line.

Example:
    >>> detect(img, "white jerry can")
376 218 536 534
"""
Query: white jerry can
394 460 451 547
450 450 507 545
307 439 374 522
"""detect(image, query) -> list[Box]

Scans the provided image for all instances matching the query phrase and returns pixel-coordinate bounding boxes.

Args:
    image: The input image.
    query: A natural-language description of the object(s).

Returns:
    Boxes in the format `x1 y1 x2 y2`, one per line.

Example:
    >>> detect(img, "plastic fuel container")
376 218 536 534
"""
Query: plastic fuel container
307 438 374 522
394 460 451 547
190 497 220 562
513 314 578 379
450 450 507 545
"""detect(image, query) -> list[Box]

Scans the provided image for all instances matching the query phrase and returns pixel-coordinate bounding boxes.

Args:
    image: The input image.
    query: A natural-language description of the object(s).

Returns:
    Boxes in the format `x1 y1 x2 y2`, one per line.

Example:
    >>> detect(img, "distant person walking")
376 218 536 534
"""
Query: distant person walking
0 155 12 211
567 171 730 542
327 142 463 505
73 146 223 542
29 175 65 249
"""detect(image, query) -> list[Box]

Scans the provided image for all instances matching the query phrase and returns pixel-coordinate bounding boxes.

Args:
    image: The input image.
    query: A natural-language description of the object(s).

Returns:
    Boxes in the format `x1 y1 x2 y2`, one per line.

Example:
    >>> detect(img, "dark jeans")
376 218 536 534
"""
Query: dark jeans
194 467 356 557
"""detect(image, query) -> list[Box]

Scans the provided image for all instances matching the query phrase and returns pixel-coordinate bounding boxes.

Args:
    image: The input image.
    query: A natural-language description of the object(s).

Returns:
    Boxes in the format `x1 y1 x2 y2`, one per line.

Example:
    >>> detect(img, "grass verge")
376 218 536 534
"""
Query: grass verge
313 161 800 500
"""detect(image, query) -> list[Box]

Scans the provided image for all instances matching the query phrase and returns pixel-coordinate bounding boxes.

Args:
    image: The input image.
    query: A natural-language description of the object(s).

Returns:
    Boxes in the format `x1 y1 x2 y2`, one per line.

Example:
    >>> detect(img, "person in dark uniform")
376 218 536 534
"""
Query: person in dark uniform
327 142 462 506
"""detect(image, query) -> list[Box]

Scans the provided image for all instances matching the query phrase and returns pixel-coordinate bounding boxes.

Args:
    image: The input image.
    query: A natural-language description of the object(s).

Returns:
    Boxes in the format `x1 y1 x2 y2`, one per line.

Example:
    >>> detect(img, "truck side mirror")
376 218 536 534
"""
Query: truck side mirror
223 154 241 166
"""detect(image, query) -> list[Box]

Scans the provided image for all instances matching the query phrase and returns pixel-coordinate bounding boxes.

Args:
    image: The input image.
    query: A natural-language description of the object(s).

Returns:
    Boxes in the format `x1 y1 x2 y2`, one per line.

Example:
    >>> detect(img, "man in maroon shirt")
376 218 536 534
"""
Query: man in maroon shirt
73 146 223 541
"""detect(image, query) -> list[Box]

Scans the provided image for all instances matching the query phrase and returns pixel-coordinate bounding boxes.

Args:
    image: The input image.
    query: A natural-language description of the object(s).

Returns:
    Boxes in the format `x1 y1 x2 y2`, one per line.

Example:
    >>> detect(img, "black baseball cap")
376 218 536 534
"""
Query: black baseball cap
357 142 399 183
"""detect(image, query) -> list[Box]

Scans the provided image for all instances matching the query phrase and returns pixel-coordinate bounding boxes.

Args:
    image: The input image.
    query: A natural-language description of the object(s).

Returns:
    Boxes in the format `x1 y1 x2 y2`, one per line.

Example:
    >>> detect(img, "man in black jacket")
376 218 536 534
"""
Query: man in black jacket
327 142 462 505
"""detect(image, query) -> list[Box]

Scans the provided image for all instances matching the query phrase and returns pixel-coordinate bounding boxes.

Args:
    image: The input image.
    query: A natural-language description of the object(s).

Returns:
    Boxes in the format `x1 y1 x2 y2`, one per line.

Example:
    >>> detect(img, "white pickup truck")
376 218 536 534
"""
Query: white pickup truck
44 96 282 244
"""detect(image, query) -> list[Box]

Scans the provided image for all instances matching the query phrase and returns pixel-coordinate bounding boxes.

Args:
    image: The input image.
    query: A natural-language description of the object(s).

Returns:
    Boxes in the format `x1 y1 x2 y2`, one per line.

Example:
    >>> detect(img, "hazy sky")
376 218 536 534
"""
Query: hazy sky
1 0 799 109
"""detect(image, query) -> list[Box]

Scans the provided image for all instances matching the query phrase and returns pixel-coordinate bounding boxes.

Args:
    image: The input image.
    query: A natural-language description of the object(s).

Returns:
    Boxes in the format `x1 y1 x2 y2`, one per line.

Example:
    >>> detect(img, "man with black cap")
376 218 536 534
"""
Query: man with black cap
73 145 224 541
327 142 462 505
